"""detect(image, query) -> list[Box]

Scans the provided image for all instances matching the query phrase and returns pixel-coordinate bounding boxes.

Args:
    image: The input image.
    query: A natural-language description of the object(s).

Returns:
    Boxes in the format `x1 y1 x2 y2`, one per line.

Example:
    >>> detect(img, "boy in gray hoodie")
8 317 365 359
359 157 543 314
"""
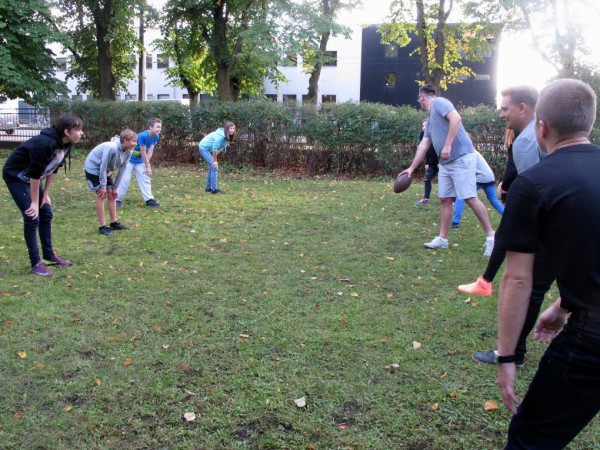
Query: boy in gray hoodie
84 129 137 235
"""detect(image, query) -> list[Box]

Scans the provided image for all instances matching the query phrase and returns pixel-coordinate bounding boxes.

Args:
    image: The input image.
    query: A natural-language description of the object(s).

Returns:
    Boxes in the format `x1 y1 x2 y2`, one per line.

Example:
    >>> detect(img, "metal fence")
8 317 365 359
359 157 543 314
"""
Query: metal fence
0 107 51 147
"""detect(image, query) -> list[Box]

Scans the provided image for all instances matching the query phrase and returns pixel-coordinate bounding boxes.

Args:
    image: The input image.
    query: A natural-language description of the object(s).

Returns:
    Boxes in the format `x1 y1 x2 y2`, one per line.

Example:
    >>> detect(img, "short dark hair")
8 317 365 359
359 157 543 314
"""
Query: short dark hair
537 79 597 136
54 113 83 138
419 84 438 96
147 118 162 129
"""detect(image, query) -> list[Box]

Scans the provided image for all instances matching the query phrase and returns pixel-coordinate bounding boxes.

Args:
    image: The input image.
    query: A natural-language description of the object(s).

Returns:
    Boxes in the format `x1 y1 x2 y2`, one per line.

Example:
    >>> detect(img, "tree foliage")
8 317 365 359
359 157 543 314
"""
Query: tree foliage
379 0 500 90
156 0 289 103
0 0 67 104
463 0 600 78
51 0 142 100
283 0 361 104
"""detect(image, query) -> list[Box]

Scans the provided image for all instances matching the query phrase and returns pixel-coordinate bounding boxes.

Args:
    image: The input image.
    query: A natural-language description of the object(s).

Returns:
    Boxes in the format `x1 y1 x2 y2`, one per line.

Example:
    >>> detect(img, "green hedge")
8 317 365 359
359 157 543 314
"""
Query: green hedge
51 99 511 177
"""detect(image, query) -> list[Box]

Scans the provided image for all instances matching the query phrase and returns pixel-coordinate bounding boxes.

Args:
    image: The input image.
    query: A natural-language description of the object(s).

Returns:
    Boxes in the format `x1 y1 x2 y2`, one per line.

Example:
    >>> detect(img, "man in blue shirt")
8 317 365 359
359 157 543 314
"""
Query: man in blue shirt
116 118 162 207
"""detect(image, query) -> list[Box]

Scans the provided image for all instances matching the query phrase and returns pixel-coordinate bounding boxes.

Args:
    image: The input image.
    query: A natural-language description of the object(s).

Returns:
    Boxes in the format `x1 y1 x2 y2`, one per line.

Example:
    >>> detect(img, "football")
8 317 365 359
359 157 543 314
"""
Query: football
393 173 412 193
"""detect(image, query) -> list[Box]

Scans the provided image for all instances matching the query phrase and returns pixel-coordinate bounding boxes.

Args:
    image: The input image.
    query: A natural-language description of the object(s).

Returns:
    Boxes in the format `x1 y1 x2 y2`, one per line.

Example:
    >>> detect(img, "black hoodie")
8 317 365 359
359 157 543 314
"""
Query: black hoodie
2 127 71 183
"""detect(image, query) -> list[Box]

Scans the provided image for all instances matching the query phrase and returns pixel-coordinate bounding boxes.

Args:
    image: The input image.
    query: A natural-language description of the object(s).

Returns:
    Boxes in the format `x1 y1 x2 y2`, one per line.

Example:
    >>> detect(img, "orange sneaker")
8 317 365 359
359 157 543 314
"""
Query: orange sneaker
457 276 493 296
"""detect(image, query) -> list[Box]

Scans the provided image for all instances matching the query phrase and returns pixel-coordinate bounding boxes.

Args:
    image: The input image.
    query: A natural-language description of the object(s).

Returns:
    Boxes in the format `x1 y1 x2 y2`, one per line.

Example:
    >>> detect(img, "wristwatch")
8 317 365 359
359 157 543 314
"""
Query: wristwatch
495 353 517 364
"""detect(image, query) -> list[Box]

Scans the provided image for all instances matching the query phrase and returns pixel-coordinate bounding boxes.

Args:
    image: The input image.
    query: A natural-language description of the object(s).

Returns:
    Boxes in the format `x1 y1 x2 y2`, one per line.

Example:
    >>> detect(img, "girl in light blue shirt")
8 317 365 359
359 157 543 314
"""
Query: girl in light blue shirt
198 121 236 194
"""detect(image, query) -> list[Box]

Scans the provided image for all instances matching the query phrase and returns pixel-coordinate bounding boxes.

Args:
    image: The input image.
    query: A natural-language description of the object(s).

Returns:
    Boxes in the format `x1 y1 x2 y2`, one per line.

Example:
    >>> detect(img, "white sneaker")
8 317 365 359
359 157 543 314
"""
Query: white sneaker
483 237 494 257
424 236 449 249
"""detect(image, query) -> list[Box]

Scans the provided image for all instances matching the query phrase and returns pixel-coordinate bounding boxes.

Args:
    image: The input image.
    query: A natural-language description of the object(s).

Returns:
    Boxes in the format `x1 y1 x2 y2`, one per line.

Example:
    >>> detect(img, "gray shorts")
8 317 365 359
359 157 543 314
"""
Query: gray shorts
437 153 477 200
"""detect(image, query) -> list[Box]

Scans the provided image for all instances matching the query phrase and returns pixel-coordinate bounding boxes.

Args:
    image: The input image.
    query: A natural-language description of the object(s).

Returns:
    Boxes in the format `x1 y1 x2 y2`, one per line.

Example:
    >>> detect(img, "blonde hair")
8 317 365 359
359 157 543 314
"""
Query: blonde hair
536 79 597 136
120 128 137 142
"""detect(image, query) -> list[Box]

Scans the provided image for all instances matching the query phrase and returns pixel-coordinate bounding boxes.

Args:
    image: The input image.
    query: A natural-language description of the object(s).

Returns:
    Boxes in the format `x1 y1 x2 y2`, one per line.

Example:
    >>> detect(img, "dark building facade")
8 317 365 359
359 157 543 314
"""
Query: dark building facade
360 26 498 107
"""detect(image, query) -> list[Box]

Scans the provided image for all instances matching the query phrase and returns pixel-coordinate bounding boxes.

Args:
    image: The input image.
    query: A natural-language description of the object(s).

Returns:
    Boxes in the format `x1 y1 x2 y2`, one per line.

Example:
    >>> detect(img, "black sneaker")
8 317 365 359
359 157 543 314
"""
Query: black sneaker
146 199 160 207
110 221 129 231
116 200 123 208
472 350 524 366
99 226 114 236
205 188 213 193
451 222 460 229
211 189 225 195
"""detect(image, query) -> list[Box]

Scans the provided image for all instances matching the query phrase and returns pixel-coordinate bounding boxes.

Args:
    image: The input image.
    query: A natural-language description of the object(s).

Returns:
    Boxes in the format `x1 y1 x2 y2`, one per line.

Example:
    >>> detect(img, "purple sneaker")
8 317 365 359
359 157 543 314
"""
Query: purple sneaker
45 254 72 266
31 262 53 277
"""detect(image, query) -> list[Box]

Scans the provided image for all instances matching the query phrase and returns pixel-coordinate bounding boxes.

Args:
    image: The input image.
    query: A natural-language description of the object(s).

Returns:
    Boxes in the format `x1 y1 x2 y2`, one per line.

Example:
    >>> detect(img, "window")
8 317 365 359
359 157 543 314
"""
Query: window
157 54 169 69
321 94 336 103
157 94 170 100
474 74 491 81
385 73 397 87
146 54 153 69
282 94 297 104
56 58 68 71
71 95 83 101
265 94 277 102
182 93 189 99
125 94 137 100
323 51 337 66
146 94 154 100
385 44 398 58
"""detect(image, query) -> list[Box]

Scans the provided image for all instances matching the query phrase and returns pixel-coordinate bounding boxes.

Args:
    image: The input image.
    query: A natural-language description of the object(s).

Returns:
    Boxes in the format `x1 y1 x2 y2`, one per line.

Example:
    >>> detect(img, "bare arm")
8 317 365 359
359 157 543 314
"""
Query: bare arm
140 145 152 176
401 137 431 178
496 251 535 414
441 110 462 160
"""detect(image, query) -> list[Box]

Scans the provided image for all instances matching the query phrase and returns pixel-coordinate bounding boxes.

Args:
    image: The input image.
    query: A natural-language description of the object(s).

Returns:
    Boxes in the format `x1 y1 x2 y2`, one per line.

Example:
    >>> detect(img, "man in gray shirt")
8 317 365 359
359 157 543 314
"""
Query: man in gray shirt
401 84 495 256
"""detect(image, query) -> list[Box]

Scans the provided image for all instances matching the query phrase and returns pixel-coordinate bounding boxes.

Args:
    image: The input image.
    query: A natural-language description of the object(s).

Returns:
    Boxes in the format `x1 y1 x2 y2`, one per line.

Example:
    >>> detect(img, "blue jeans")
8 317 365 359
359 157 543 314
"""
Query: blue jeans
452 182 504 224
423 165 438 199
505 314 600 449
4 179 55 267
199 148 218 191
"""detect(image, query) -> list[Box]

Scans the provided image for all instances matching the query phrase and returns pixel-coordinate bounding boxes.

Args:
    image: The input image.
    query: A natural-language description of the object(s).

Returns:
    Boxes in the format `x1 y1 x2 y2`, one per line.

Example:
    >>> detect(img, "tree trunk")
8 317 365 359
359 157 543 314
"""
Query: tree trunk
92 1 116 100
306 0 332 104
306 31 330 104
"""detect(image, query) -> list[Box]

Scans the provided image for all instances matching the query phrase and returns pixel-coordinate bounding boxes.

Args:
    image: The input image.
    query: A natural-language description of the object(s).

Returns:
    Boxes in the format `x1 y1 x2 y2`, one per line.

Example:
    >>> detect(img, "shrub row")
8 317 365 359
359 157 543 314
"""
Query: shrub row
52 99 510 177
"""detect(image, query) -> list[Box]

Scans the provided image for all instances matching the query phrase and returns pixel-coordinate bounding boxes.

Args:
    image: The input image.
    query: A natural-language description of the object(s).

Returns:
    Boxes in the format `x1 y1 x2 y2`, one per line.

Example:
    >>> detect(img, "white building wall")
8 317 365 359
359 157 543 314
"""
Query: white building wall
51 25 363 104
264 26 362 104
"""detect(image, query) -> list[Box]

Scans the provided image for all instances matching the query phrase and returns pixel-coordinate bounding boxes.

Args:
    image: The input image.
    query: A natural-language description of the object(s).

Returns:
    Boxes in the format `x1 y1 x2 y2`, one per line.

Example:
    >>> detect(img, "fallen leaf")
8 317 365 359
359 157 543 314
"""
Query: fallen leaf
294 397 306 408
4 320 13 327
431 403 439 411
162 344 170 349
139 262 144 267
30 364 45 370
386 256 395 261
339 278 350 282
239 333 250 338
439 371 448 379
338 422 348 429
449 392 458 399
2 292 11 297
484 400 499 411
17 351 27 359
183 412 196 422
386 293 393 299
306 445 317 450
183 388 197 397
350 292 359 297
64 405 73 412
95 378 101 386
412 341 422 349
123 358 133 366
182 363 190 373
338 317 347 323
13 411 23 419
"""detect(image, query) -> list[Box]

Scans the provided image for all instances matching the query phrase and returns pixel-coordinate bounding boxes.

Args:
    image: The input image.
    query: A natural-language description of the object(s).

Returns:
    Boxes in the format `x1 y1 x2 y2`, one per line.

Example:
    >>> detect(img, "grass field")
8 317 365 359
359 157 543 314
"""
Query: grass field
1 156 597 449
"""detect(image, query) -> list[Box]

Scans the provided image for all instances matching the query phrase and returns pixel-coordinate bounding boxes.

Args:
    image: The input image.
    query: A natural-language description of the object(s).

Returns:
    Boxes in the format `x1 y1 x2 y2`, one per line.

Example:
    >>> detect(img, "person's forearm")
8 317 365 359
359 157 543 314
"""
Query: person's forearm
498 253 534 356
409 140 430 171
30 178 41 205
43 173 56 195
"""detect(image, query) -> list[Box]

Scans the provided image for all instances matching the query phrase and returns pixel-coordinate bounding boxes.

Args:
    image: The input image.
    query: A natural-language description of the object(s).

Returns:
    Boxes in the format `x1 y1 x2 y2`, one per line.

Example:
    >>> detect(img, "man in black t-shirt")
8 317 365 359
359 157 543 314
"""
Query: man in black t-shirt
495 79 600 449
